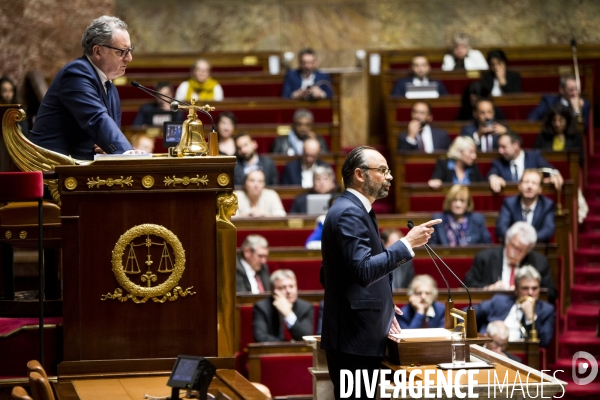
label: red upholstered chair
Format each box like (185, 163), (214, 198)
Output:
(0, 172), (46, 365)
(259, 354), (313, 397)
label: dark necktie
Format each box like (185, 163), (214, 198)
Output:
(368, 209), (379, 232)
(512, 164), (519, 181)
(105, 81), (115, 118)
(523, 208), (531, 222)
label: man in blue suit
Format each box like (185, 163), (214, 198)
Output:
(460, 98), (508, 152)
(488, 132), (564, 193)
(397, 274), (445, 329)
(391, 55), (448, 98)
(320, 146), (441, 400)
(282, 48), (332, 99)
(396, 101), (451, 153)
(281, 138), (328, 187)
(473, 266), (555, 348)
(528, 75), (591, 132)
(496, 169), (556, 243)
(29, 16), (140, 160)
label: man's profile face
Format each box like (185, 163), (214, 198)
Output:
(273, 277), (298, 304)
(302, 140), (320, 168)
(361, 150), (392, 200)
(411, 56), (430, 79)
(474, 100), (495, 124)
(243, 245), (269, 272)
(519, 172), (542, 201)
(235, 135), (257, 161)
(300, 54), (317, 75)
(94, 28), (132, 81)
(515, 277), (540, 300)
(411, 102), (432, 125)
(560, 78), (578, 100)
(505, 233), (529, 266)
(498, 135), (520, 161)
(293, 116), (313, 139)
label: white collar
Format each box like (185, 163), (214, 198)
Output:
(86, 55), (109, 86)
(426, 305), (436, 318)
(347, 188), (372, 212)
(240, 257), (258, 280)
(520, 197), (538, 211)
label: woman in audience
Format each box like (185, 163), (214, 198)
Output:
(1, 76), (29, 135)
(305, 193), (341, 250)
(290, 165), (338, 214)
(442, 34), (488, 71)
(234, 170), (286, 217)
(216, 111), (237, 156)
(428, 136), (483, 189)
(132, 81), (185, 127)
(481, 50), (522, 96)
(429, 184), (491, 246)
(129, 133), (155, 153)
(534, 104), (584, 167)
(175, 59), (223, 102)
(456, 81), (506, 121)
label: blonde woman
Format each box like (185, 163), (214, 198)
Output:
(428, 136), (483, 189)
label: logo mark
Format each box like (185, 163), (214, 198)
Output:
(572, 351), (598, 385)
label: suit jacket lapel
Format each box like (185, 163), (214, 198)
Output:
(342, 191), (382, 252)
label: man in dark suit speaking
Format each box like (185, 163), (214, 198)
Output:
(320, 146), (441, 400)
(29, 16), (142, 160)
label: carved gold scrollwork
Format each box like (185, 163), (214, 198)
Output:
(19, 231), (27, 239)
(87, 176), (133, 189)
(5, 231), (12, 239)
(163, 175), (208, 187)
(217, 173), (230, 187)
(101, 224), (195, 303)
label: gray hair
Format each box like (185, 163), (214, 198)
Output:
(505, 221), (537, 250)
(447, 136), (476, 160)
(452, 33), (471, 48)
(407, 274), (438, 300)
(240, 234), (268, 252)
(313, 165), (335, 181)
(192, 58), (211, 73)
(81, 16), (128, 56)
(514, 265), (541, 288)
(560, 75), (576, 90)
(486, 320), (509, 340)
(270, 269), (297, 289)
(293, 108), (314, 123)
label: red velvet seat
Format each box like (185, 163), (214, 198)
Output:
(236, 229), (314, 247)
(260, 354), (313, 396)
(270, 260), (322, 291)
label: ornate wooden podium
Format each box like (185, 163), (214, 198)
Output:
(54, 156), (237, 375)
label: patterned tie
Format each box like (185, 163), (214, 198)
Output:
(523, 208), (531, 222)
(255, 274), (265, 294)
(509, 267), (516, 287)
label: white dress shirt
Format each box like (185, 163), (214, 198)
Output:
(521, 198), (538, 225)
(510, 150), (526, 181)
(240, 257), (261, 294)
(404, 124), (434, 153)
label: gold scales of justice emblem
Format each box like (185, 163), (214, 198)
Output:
(101, 224), (196, 303)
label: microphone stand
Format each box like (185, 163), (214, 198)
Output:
(570, 38), (583, 123)
(423, 243), (454, 330)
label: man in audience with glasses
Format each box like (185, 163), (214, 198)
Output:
(30, 16), (143, 160)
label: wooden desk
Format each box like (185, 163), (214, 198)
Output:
(54, 370), (267, 400)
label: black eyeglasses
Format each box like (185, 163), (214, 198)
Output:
(101, 45), (134, 58)
(361, 166), (392, 176)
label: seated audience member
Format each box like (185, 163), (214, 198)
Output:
(271, 108), (328, 155)
(430, 184), (491, 246)
(282, 138), (328, 187)
(216, 111), (237, 156)
(442, 34), (488, 71)
(0, 76), (29, 135)
(488, 132), (563, 193)
(534, 104), (584, 167)
(482, 50), (522, 96)
(456, 81), (506, 121)
(473, 266), (555, 348)
(236, 234), (270, 293)
(305, 193), (341, 250)
(484, 321), (523, 363)
(428, 136), (483, 189)
(233, 133), (278, 186)
(528, 75), (591, 132)
(397, 101), (451, 153)
(290, 165), (337, 213)
(496, 169), (556, 243)
(460, 98), (509, 152)
(381, 229), (415, 290)
(253, 269), (314, 342)
(234, 170), (286, 217)
(129, 133), (155, 153)
(282, 48), (332, 100)
(391, 55), (448, 98)
(465, 221), (557, 303)
(132, 82), (185, 127)
(175, 59), (223, 102)
(396, 275), (446, 329)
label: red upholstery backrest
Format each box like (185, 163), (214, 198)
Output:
(238, 305), (254, 351)
(236, 229), (315, 247)
(396, 104), (537, 122)
(411, 257), (474, 287)
(0, 172), (43, 200)
(260, 354), (313, 396)
(270, 260), (322, 291)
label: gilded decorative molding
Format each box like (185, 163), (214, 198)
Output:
(46, 179), (62, 207)
(64, 177), (77, 190)
(19, 231), (27, 239)
(101, 224), (195, 303)
(141, 175), (155, 189)
(5, 231), (12, 239)
(163, 175), (208, 187)
(217, 173), (230, 187)
(216, 192), (238, 228)
(87, 176), (134, 189)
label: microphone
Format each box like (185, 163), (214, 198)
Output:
(407, 220), (477, 338)
(571, 38), (577, 49)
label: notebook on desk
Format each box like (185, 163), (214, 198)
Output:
(405, 83), (441, 99)
(306, 194), (332, 214)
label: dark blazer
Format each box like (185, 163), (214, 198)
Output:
(496, 195), (556, 243)
(234, 155), (279, 186)
(487, 150), (555, 181)
(29, 56), (133, 160)
(460, 123), (504, 151)
(528, 94), (591, 131)
(430, 159), (484, 183)
(464, 247), (557, 303)
(320, 191), (413, 357)
(281, 158), (328, 186)
(429, 212), (491, 245)
(132, 103), (185, 126)
(391, 77), (448, 97)
(252, 297), (314, 342)
(397, 127), (451, 153)
(481, 71), (522, 94)
(235, 256), (270, 293)
(534, 132), (584, 167)
(282, 69), (333, 98)
(271, 134), (329, 155)
(391, 260), (415, 290)
(473, 294), (555, 348)
(396, 301), (446, 329)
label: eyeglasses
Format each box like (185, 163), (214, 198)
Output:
(361, 166), (391, 176)
(101, 45), (134, 58)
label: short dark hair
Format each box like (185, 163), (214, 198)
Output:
(0, 76), (17, 103)
(412, 101), (432, 115)
(541, 104), (578, 138)
(217, 111), (238, 127)
(298, 48), (316, 61)
(486, 49), (508, 65)
(233, 131), (252, 143)
(560, 75), (576, 90)
(475, 97), (494, 110)
(341, 146), (376, 188)
(154, 81), (173, 93)
(500, 131), (523, 147)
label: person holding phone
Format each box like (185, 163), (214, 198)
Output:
(460, 98), (509, 152)
(397, 101), (451, 153)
